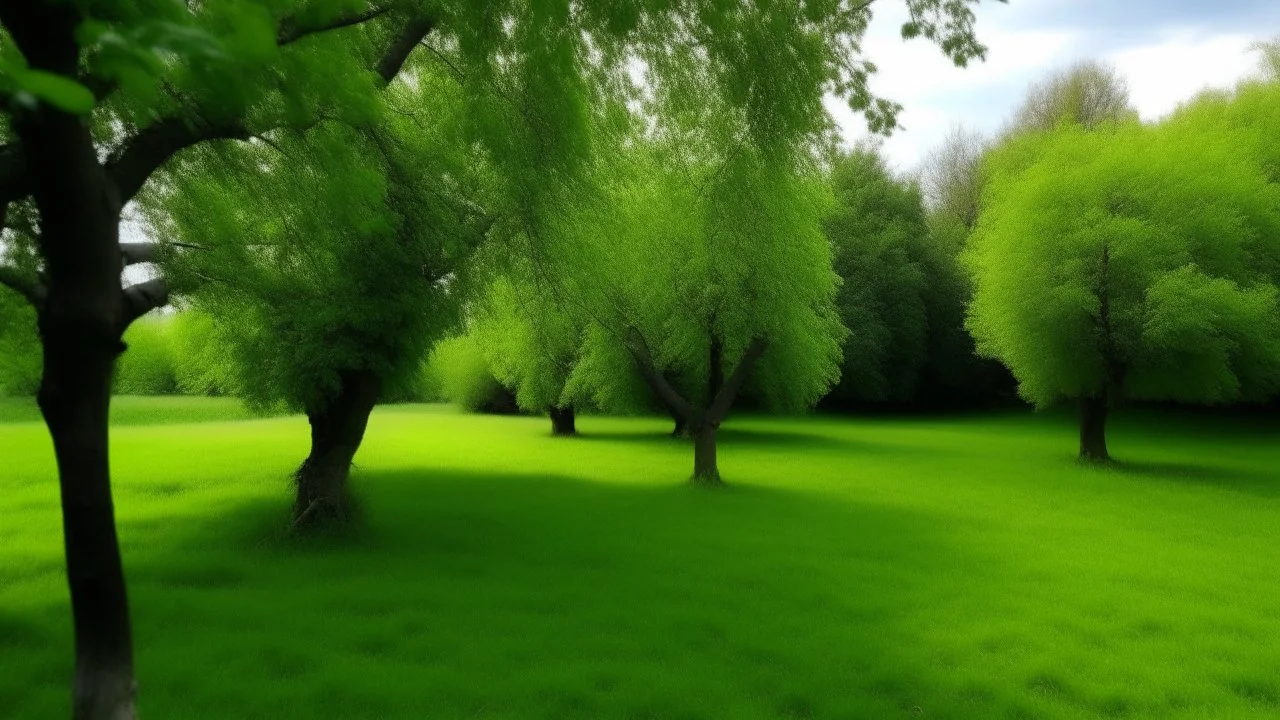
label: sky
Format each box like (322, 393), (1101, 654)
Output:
(827, 0), (1280, 174)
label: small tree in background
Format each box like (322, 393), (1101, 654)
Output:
(822, 148), (929, 405)
(965, 121), (1280, 461)
(471, 269), (586, 435)
(113, 317), (177, 395)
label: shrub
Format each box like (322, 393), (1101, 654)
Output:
(426, 334), (516, 413)
(114, 316), (178, 395)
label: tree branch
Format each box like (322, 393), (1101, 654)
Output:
(106, 115), (250, 206)
(277, 3), (394, 45)
(706, 337), (767, 425)
(0, 265), (47, 307)
(122, 278), (169, 325)
(376, 15), (435, 85)
(625, 327), (693, 419)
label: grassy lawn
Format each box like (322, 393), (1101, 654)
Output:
(2, 398), (1279, 719)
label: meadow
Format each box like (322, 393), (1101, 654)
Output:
(2, 397), (1278, 719)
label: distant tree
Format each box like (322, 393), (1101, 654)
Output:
(0, 286), (40, 395)
(471, 269), (586, 435)
(965, 122), (1280, 461)
(427, 333), (515, 414)
(920, 126), (988, 232)
(822, 148), (929, 405)
(113, 317), (177, 395)
(1011, 60), (1136, 133)
(562, 127), (846, 483)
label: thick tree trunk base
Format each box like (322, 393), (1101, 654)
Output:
(550, 406), (576, 436)
(291, 371), (380, 532)
(73, 667), (136, 720)
(692, 425), (721, 485)
(1078, 395), (1111, 463)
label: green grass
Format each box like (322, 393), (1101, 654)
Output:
(2, 398), (1279, 719)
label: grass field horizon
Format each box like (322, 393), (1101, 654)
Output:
(2, 398), (1278, 719)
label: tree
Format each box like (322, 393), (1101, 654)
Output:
(143, 61), (488, 526)
(0, 2), (434, 715)
(1010, 60), (1136, 133)
(471, 268), (586, 435)
(821, 147), (929, 405)
(560, 126), (846, 483)
(965, 121), (1280, 461)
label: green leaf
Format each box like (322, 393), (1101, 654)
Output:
(13, 69), (95, 114)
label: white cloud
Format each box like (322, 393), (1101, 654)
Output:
(832, 2), (1271, 173)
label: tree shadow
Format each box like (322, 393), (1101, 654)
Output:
(102, 468), (998, 719)
(1101, 459), (1280, 499)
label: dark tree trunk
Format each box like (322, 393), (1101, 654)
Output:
(294, 370), (382, 529)
(550, 405), (576, 436)
(4, 7), (139, 718)
(691, 418), (720, 485)
(1079, 393), (1110, 462)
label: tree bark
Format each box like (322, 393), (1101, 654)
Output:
(294, 370), (382, 529)
(550, 405), (576, 436)
(2, 5), (139, 718)
(691, 418), (720, 485)
(1079, 393), (1110, 462)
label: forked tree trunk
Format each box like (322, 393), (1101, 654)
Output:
(1079, 394), (1110, 462)
(549, 405), (576, 436)
(691, 419), (720, 485)
(294, 370), (382, 528)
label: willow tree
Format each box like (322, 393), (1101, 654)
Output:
(470, 268), (587, 435)
(965, 121), (1280, 461)
(144, 61), (489, 526)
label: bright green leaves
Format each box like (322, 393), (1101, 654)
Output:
(966, 108), (1280, 409)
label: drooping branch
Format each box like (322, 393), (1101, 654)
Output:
(276, 3), (395, 45)
(625, 326), (693, 419)
(706, 337), (767, 425)
(122, 278), (169, 326)
(0, 265), (47, 307)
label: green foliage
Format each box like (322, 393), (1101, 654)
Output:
(822, 148), (929, 404)
(471, 271), (584, 414)
(143, 58), (486, 415)
(0, 287), (40, 396)
(168, 308), (240, 397)
(426, 334), (509, 413)
(114, 316), (178, 395)
(965, 118), (1280, 409)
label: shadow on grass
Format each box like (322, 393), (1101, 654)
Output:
(574, 424), (900, 456)
(1105, 459), (1280, 498)
(113, 468), (997, 719)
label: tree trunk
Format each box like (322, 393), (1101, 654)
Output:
(691, 418), (721, 485)
(1079, 394), (1110, 462)
(550, 405), (576, 436)
(9, 8), (139, 716)
(294, 370), (382, 529)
